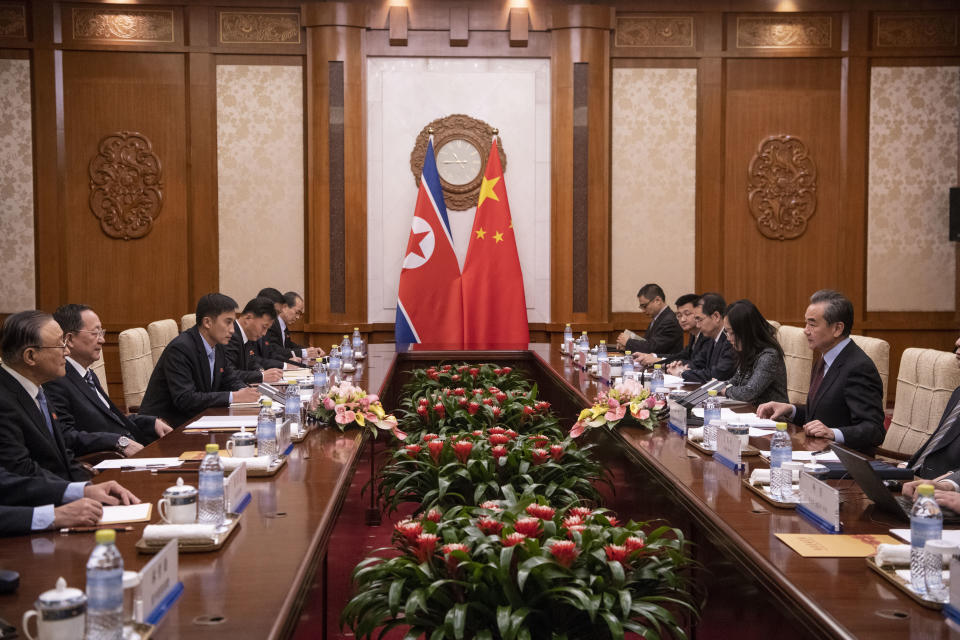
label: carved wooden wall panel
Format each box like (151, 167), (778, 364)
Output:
(219, 11), (301, 44)
(747, 135), (817, 241)
(736, 16), (832, 49)
(615, 16), (694, 48)
(874, 14), (959, 48)
(0, 4), (27, 39)
(71, 7), (175, 43)
(88, 131), (164, 240)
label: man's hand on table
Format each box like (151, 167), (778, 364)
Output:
(85, 480), (140, 505)
(154, 418), (173, 438)
(803, 420), (835, 440)
(262, 368), (284, 383)
(233, 387), (261, 403)
(53, 498), (102, 528)
(666, 361), (687, 376)
(934, 490), (960, 511)
(122, 441), (144, 457)
(756, 401), (793, 420)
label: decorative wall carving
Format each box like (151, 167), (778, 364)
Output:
(88, 132), (164, 240)
(0, 5), (27, 38)
(747, 135), (817, 241)
(409, 114), (506, 211)
(615, 16), (694, 48)
(219, 11), (301, 44)
(875, 15), (959, 48)
(737, 16), (832, 48)
(72, 8), (175, 43)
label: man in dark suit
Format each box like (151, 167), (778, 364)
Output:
(0, 465), (139, 536)
(637, 293), (703, 366)
(259, 289), (323, 365)
(225, 297), (285, 384)
(667, 293), (737, 383)
(616, 284), (684, 356)
(139, 293), (261, 427)
(45, 304), (171, 447)
(758, 289), (885, 453)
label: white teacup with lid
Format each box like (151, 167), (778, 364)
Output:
(21, 576), (86, 640)
(157, 476), (198, 524)
(226, 427), (257, 458)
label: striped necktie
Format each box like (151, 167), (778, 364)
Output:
(912, 402), (960, 472)
(35, 389), (55, 439)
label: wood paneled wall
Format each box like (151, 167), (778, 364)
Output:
(3, 0), (959, 405)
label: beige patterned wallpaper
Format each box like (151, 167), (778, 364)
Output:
(867, 66), (959, 312)
(0, 58), (36, 313)
(611, 68), (697, 313)
(217, 64), (304, 307)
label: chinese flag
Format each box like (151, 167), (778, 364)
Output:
(461, 139), (529, 348)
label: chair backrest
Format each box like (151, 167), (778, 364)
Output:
(882, 348), (960, 456)
(767, 320), (781, 331)
(147, 319), (178, 365)
(850, 334), (890, 408)
(89, 356), (108, 396)
(776, 325), (813, 405)
(180, 313), (196, 332)
(118, 328), (152, 409)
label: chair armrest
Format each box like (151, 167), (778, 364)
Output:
(874, 447), (912, 463)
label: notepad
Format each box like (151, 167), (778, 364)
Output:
(185, 416), (258, 430)
(760, 450), (840, 463)
(776, 533), (899, 557)
(99, 503), (153, 525)
(94, 457), (183, 470)
(890, 529), (960, 546)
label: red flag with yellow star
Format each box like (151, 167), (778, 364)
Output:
(461, 138), (529, 347)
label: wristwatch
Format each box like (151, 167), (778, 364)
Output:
(116, 436), (131, 454)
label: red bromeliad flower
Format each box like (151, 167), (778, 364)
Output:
(569, 506), (593, 519)
(549, 540), (579, 568)
(491, 445), (508, 460)
(453, 387), (466, 396)
(501, 367), (512, 375)
(442, 543), (470, 571)
(493, 368), (502, 375)
(467, 401), (480, 415)
(502, 532), (527, 547)
(562, 515), (583, 528)
(566, 524), (586, 539)
(605, 516), (620, 527)
(480, 500), (503, 511)
(442, 365), (452, 372)
(423, 433), (439, 441)
(525, 504), (556, 520)
(489, 426), (506, 434)
(472, 388), (483, 396)
(428, 439), (444, 462)
(469, 367), (479, 377)
(394, 519), (422, 543)
(453, 440), (473, 463)
(489, 433), (510, 445)
(472, 430), (483, 437)
(482, 397), (494, 406)
(523, 405), (535, 416)
(451, 374), (461, 381)
(458, 365), (469, 373)
(513, 517), (542, 537)
(530, 434), (549, 445)
(550, 444), (565, 461)
(425, 508), (443, 523)
(495, 392), (507, 403)
(404, 444), (422, 457)
(492, 407), (502, 418)
(416, 406), (428, 417)
(605, 544), (629, 563)
(505, 429), (519, 439)
(476, 517), (503, 535)
(531, 448), (550, 465)
(433, 403), (445, 418)
(624, 536), (645, 552)
(414, 533), (438, 563)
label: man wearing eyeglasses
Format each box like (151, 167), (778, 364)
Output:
(44, 304), (171, 448)
(259, 289), (324, 365)
(615, 283), (684, 356)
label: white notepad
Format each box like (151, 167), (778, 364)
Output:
(185, 416), (258, 430)
(99, 503), (153, 525)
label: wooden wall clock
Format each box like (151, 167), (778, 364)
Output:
(409, 114), (507, 211)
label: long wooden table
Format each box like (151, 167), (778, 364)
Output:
(0, 343), (956, 639)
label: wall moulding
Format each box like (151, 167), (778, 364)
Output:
(747, 135), (817, 241)
(88, 131), (164, 241)
(0, 4), (27, 39)
(614, 15), (694, 48)
(874, 13), (959, 49)
(218, 11), (301, 45)
(736, 15), (832, 49)
(70, 6), (176, 43)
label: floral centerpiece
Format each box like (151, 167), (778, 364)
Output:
(342, 496), (698, 639)
(571, 378), (666, 438)
(310, 381), (405, 440)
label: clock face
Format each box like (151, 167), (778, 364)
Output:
(435, 139), (482, 186)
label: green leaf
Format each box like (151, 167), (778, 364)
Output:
(387, 578), (405, 615)
(600, 611), (625, 640)
(444, 602), (468, 640)
(517, 556), (551, 591)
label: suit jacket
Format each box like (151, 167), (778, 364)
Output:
(262, 319), (306, 365)
(45, 365), (158, 446)
(224, 321), (266, 385)
(663, 332), (705, 365)
(0, 464), (69, 507)
(793, 340), (885, 453)
(0, 368), (91, 483)
(624, 307), (684, 356)
(139, 326), (249, 427)
(682, 333), (737, 384)
(0, 506), (35, 537)
(907, 386), (960, 479)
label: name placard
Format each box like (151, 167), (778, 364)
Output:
(714, 428), (743, 471)
(577, 351), (587, 371)
(945, 557), (960, 623)
(798, 472), (841, 533)
(600, 360), (611, 380)
(668, 400), (687, 435)
(277, 418), (292, 456)
(139, 539), (180, 624)
(224, 464), (247, 513)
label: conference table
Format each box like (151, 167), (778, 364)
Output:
(0, 343), (956, 640)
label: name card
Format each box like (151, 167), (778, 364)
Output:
(946, 557), (960, 623)
(600, 360), (611, 380)
(714, 428), (743, 471)
(668, 400), (687, 435)
(138, 539), (180, 624)
(797, 472), (841, 533)
(577, 351), (587, 371)
(224, 464), (247, 513)
(277, 418), (292, 456)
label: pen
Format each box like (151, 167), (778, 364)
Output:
(120, 464), (170, 471)
(60, 526), (134, 534)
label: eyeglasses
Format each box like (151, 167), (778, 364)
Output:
(292, 309), (304, 320)
(28, 339), (68, 351)
(637, 300), (650, 311)
(75, 329), (106, 339)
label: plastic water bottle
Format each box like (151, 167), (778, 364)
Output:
(700, 390), (721, 450)
(621, 351), (634, 377)
(257, 399), (278, 462)
(910, 484), (943, 594)
(313, 361), (328, 393)
(328, 346), (342, 382)
(352, 327), (363, 357)
(654, 387), (669, 406)
(285, 379), (301, 429)
(85, 529), (123, 640)
(563, 324), (574, 354)
(769, 422), (793, 501)
(650, 364), (665, 391)
(578, 331), (589, 354)
(341, 334), (354, 368)
(198, 443), (225, 525)
(597, 340), (608, 366)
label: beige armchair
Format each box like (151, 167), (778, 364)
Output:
(776, 325), (813, 405)
(147, 319), (178, 365)
(767, 320), (781, 331)
(850, 334), (890, 408)
(880, 348), (960, 459)
(118, 328), (152, 411)
(180, 313), (196, 332)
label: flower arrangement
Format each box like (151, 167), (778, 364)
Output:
(310, 381), (405, 440)
(341, 496), (698, 640)
(571, 378), (666, 438)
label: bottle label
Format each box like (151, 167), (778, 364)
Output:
(910, 515), (943, 549)
(199, 471), (224, 498)
(770, 447), (792, 468)
(258, 417), (276, 438)
(87, 567), (123, 610)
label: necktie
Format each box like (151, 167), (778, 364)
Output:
(208, 350), (216, 387)
(84, 370), (110, 408)
(912, 401), (960, 472)
(35, 388), (55, 439)
(807, 357), (825, 405)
